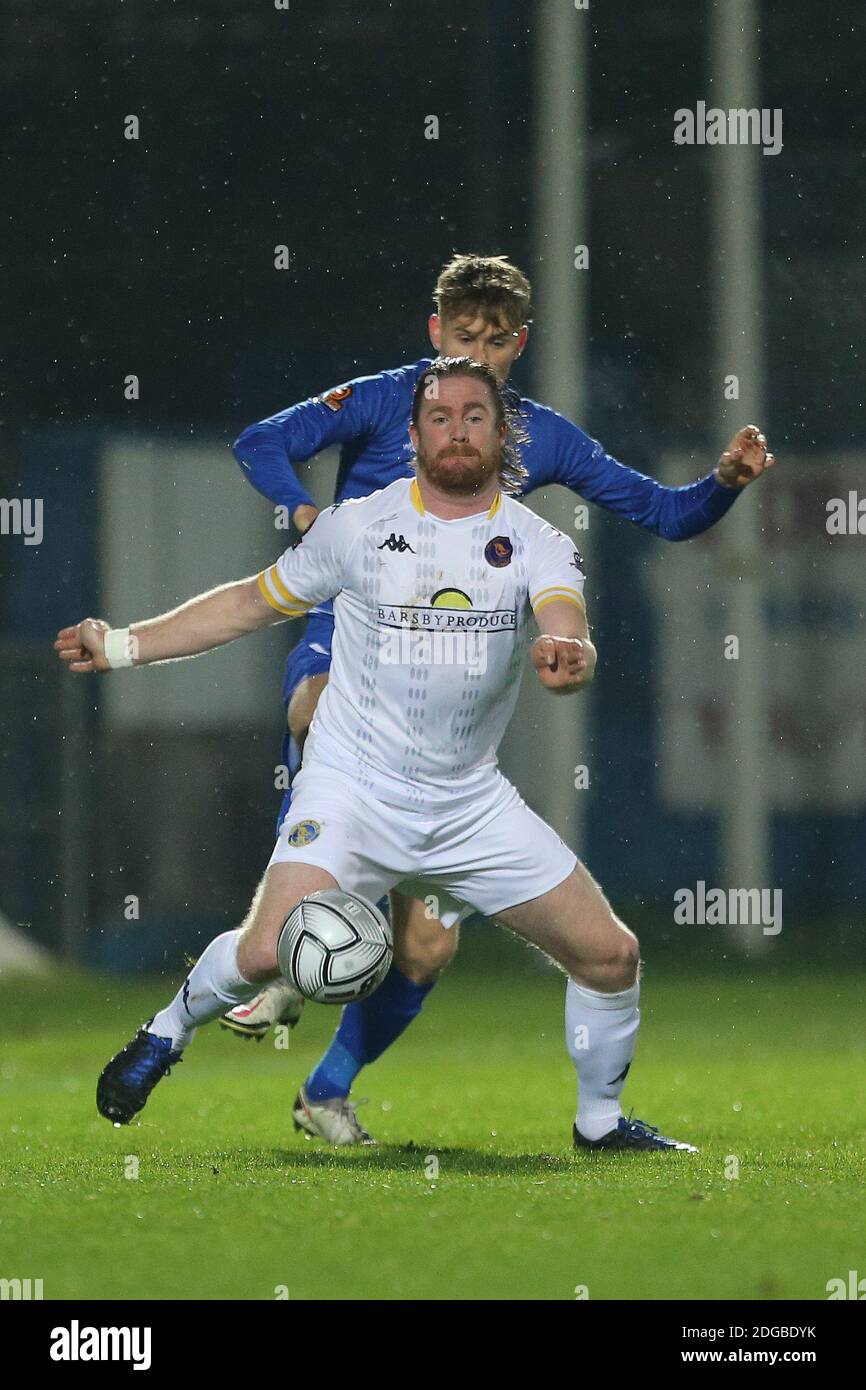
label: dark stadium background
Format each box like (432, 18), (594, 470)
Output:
(2, 0), (864, 973)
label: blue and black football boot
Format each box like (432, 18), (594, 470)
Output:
(96, 1027), (183, 1124)
(573, 1112), (698, 1153)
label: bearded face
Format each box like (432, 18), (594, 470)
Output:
(411, 375), (505, 497)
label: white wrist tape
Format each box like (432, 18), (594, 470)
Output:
(104, 627), (136, 669)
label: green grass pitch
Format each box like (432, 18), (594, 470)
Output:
(1, 947), (864, 1301)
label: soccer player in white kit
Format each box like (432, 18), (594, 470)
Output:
(57, 357), (696, 1152)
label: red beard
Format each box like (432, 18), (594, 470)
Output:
(417, 445), (500, 494)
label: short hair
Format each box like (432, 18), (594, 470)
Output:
(411, 357), (529, 495)
(433, 253), (532, 333)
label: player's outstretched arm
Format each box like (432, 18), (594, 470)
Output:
(530, 598), (597, 695)
(54, 576), (286, 675)
(546, 409), (776, 541)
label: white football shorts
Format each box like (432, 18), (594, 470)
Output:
(268, 758), (577, 928)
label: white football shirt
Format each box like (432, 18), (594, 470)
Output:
(258, 477), (586, 809)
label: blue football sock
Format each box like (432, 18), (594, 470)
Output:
(304, 964), (434, 1101)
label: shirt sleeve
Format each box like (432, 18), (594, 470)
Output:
(525, 521), (587, 620)
(232, 374), (382, 515)
(257, 502), (355, 617)
(541, 407), (739, 542)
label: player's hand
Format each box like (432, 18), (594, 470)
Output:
(54, 619), (112, 674)
(293, 504), (320, 535)
(715, 425), (776, 489)
(531, 635), (593, 692)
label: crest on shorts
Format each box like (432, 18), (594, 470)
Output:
(287, 819), (321, 847)
(484, 535), (513, 568)
(319, 385), (353, 412)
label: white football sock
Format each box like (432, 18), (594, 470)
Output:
(566, 977), (640, 1141)
(149, 929), (259, 1051)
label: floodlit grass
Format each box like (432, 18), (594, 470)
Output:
(1, 952), (863, 1300)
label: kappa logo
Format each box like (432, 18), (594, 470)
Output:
(570, 549), (584, 572)
(319, 385), (353, 412)
(607, 1062), (631, 1086)
(378, 533), (416, 554)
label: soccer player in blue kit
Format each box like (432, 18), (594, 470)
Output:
(226, 254), (775, 1145)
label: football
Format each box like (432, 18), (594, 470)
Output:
(277, 888), (393, 1004)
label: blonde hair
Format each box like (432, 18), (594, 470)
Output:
(434, 254), (532, 332)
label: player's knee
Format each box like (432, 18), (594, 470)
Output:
(394, 924), (458, 985)
(568, 919), (639, 992)
(598, 923), (640, 991)
(617, 933), (640, 987)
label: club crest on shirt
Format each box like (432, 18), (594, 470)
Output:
(286, 819), (321, 847)
(484, 535), (513, 568)
(319, 385), (353, 412)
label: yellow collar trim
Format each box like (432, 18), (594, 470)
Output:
(410, 478), (425, 515)
(486, 490), (502, 519)
(410, 478), (502, 520)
